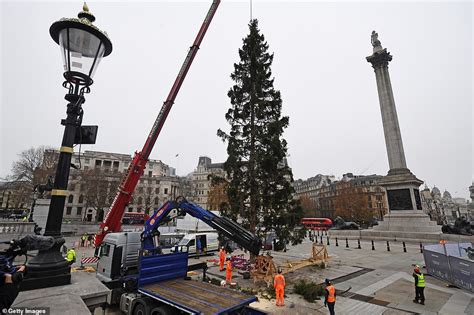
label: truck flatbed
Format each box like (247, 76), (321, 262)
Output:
(139, 278), (257, 315)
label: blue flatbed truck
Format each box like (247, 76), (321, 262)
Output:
(119, 251), (264, 315)
(113, 199), (266, 315)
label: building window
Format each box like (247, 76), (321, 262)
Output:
(84, 166), (89, 170)
(138, 197), (143, 204)
(66, 207), (72, 215)
(164, 188), (168, 195)
(128, 207), (133, 212)
(79, 195), (84, 203)
(148, 171), (152, 177)
(113, 161), (119, 169)
(154, 197), (159, 205)
(85, 158), (90, 164)
(68, 195), (74, 203)
(155, 188), (159, 194)
(76, 207), (83, 215)
(69, 183), (76, 191)
(138, 187), (143, 193)
(95, 160), (102, 166)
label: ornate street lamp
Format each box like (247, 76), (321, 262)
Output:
(22, 3), (112, 290)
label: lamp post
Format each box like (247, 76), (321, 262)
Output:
(22, 3), (112, 290)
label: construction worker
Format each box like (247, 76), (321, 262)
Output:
(273, 267), (286, 306)
(324, 278), (336, 315)
(219, 246), (226, 271)
(225, 256), (232, 284)
(66, 247), (76, 265)
(413, 265), (425, 305)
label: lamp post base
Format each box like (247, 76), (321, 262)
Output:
(21, 236), (71, 291)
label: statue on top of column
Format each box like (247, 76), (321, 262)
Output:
(371, 30), (383, 52)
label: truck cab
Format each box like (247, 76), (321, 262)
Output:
(96, 232), (141, 284)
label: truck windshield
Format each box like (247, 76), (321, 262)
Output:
(100, 243), (111, 257)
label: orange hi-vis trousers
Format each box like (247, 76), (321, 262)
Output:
(226, 261), (232, 283)
(219, 250), (225, 271)
(275, 286), (284, 306)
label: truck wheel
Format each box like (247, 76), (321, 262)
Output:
(133, 303), (146, 315)
(151, 305), (174, 315)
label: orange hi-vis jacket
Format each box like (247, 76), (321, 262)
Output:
(220, 249), (226, 262)
(273, 274), (285, 288)
(226, 260), (232, 272)
(326, 285), (336, 302)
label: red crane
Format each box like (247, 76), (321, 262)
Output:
(94, 0), (221, 248)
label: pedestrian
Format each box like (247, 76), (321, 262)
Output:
(324, 278), (336, 315)
(225, 256), (232, 284)
(87, 234), (93, 248)
(412, 265), (425, 305)
(219, 246), (226, 271)
(273, 267), (286, 306)
(66, 247), (76, 265)
(196, 237), (201, 258)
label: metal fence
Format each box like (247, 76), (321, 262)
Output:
(423, 242), (473, 293)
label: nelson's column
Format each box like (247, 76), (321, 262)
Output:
(366, 31), (441, 235)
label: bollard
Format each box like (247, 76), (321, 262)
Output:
(320, 235), (323, 244)
(336, 237), (339, 247)
(386, 241), (390, 252)
(345, 238), (349, 248)
(403, 242), (407, 253)
(371, 240), (375, 250)
(357, 239), (361, 249)
(420, 243), (423, 253)
(314, 235), (318, 244)
(327, 236), (330, 246)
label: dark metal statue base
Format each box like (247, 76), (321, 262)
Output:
(21, 236), (71, 291)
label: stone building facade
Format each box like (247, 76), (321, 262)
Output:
(315, 173), (387, 222)
(191, 156), (225, 209)
(293, 174), (336, 205)
(41, 150), (180, 222)
(420, 186), (473, 223)
(0, 181), (31, 213)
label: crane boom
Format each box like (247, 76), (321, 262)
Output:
(94, 0), (221, 248)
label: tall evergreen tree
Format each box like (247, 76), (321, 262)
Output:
(217, 19), (305, 250)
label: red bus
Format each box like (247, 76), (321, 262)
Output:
(300, 218), (333, 230)
(122, 212), (150, 225)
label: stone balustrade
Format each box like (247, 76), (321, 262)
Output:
(0, 222), (36, 235)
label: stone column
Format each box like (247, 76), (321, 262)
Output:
(366, 33), (408, 175)
(366, 31), (425, 216)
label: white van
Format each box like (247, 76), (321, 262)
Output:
(175, 232), (219, 255)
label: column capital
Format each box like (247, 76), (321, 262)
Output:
(366, 48), (392, 69)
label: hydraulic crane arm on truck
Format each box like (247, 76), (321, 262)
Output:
(141, 198), (262, 255)
(94, 0), (221, 248)
(98, 199), (264, 315)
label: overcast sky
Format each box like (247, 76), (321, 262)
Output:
(1, 0), (472, 199)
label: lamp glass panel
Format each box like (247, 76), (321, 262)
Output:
(59, 28), (105, 79)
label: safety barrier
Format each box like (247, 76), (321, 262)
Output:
(423, 243), (473, 293)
